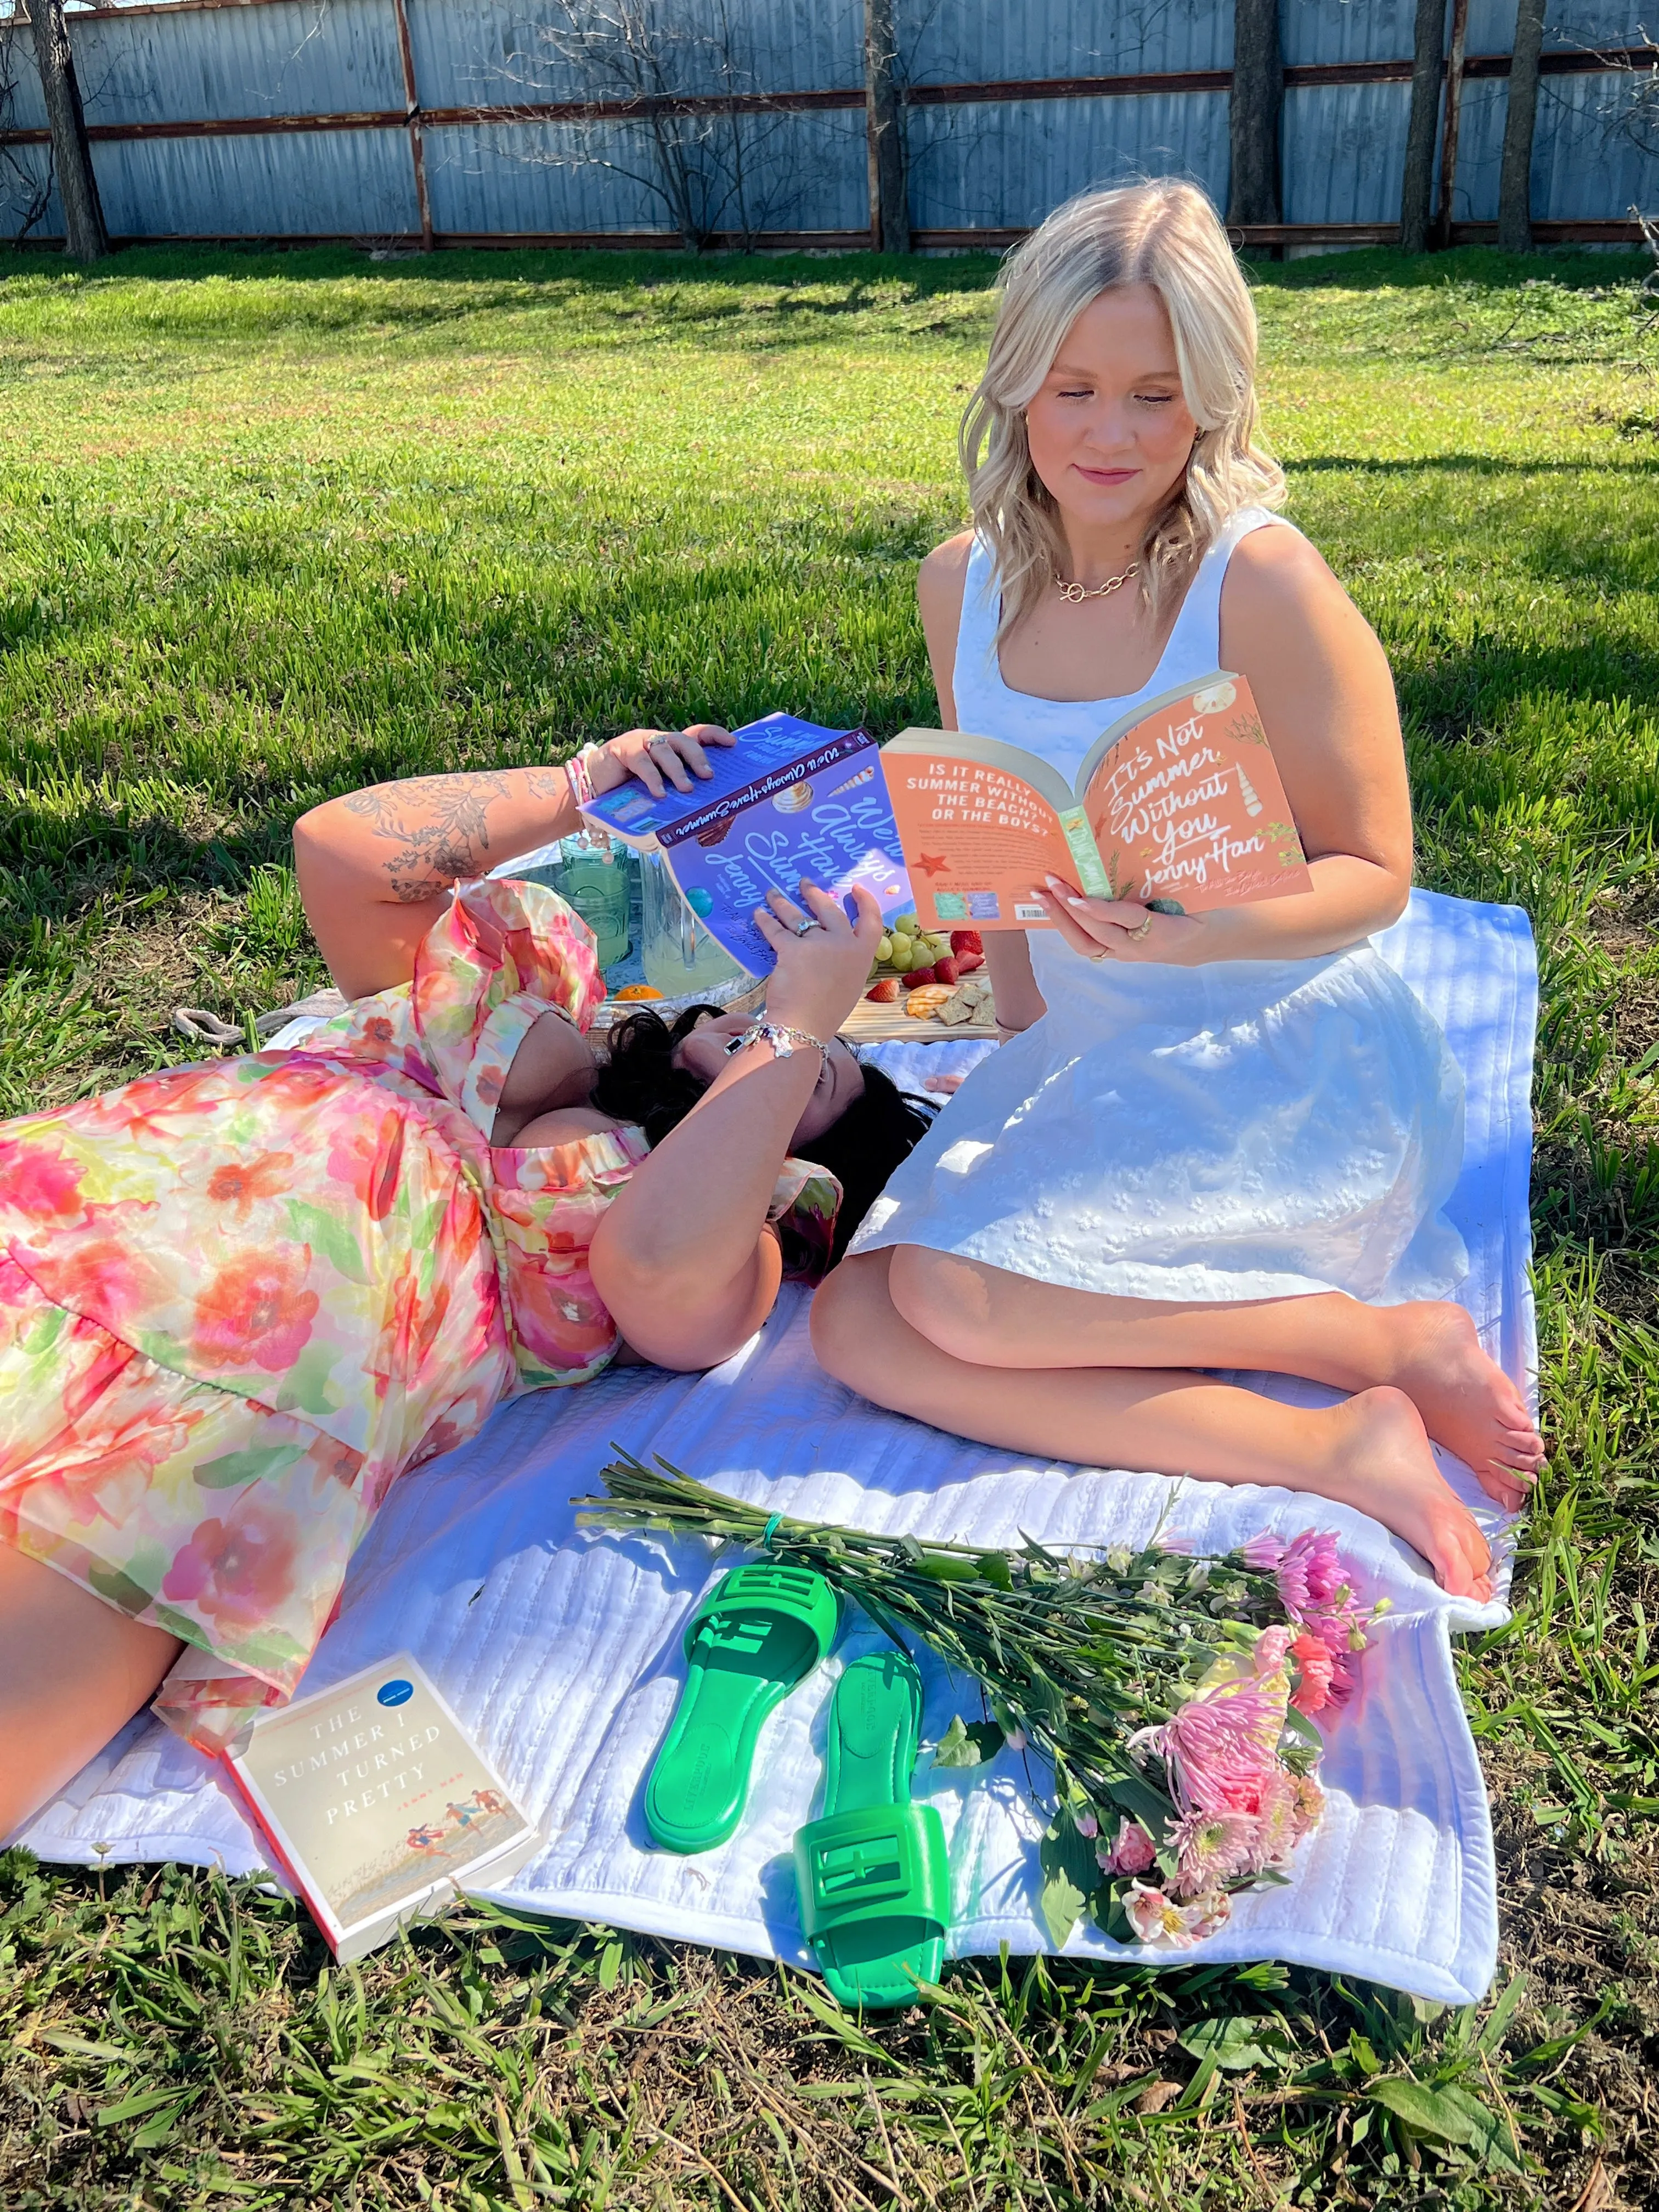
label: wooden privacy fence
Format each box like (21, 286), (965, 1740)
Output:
(3, 0), (1656, 261)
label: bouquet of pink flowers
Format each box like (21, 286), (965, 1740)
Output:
(580, 1456), (1385, 1953)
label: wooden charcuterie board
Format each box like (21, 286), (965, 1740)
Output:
(838, 999), (999, 1045)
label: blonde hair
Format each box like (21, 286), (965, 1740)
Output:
(960, 179), (1285, 643)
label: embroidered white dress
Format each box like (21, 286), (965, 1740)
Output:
(848, 510), (1469, 1305)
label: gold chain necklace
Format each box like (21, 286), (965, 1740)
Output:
(1054, 560), (1139, 603)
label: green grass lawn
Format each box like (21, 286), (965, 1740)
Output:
(2, 239), (1658, 2208)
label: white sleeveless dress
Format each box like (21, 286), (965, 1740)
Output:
(847, 510), (1470, 1306)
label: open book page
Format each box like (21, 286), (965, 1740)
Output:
(877, 729), (1098, 932)
(579, 713), (912, 975)
(1079, 673), (1312, 910)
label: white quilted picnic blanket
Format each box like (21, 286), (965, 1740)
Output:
(14, 890), (1537, 2005)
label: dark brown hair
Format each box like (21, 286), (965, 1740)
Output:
(590, 1005), (935, 1266)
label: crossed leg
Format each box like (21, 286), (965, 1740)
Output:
(0, 1543), (182, 1838)
(883, 1249), (1543, 1509)
(811, 1250), (1511, 1600)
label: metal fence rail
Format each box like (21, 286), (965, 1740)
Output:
(2, 0), (1654, 251)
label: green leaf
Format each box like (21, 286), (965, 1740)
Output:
(1177, 2015), (1290, 2073)
(1367, 2079), (1525, 2170)
(97, 2085), (196, 2126)
(193, 1442), (307, 1491)
(1476, 1971), (1528, 2055)
(1098, 1763), (1173, 1835)
(287, 1199), (370, 1284)
(932, 1716), (1003, 1769)
(1037, 1813), (1098, 1949)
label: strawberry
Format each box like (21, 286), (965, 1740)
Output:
(955, 950), (985, 974)
(866, 978), (901, 1002)
(932, 955), (959, 986)
(904, 963), (936, 989)
(949, 929), (983, 956)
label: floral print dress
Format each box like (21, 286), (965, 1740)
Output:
(0, 880), (839, 1753)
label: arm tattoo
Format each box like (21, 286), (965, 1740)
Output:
(343, 772), (515, 904)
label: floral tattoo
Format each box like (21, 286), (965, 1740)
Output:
(342, 769), (568, 902)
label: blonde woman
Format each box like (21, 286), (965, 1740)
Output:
(812, 180), (1542, 1599)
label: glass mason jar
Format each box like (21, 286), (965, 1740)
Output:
(550, 830), (631, 970)
(639, 849), (747, 998)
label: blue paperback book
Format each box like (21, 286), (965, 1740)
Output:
(577, 713), (912, 977)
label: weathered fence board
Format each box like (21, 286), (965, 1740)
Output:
(1, 0), (1653, 249)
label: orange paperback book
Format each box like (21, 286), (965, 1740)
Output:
(878, 672), (1312, 931)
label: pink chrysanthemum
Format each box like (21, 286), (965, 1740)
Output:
(1240, 1532), (1286, 1572)
(1171, 1809), (1261, 1895)
(1159, 1679), (1285, 1817)
(1276, 1529), (1346, 1617)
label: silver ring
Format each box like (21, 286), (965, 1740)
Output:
(791, 916), (817, 936)
(647, 735), (674, 752)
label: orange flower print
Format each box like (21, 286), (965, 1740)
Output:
(193, 1249), (320, 1373)
(0, 1134), (85, 1222)
(206, 1152), (295, 1221)
(27, 1236), (148, 1329)
(162, 1493), (301, 1633)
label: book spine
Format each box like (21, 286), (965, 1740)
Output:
(1056, 805), (1113, 900)
(656, 728), (871, 849)
(221, 1756), (347, 1957)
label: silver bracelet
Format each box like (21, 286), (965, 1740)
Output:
(723, 1020), (828, 1063)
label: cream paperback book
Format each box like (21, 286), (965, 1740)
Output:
(225, 1655), (540, 1962)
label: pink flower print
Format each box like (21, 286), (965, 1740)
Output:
(1290, 1631), (1336, 1716)
(192, 1249), (320, 1374)
(206, 1151), (295, 1221)
(1099, 1817), (1157, 1877)
(0, 1135), (85, 1222)
(1171, 1809), (1261, 1895)
(325, 1108), (408, 1223)
(162, 1494), (301, 1634)
(33, 1235), (148, 1329)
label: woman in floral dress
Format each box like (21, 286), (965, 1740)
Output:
(0, 725), (927, 1829)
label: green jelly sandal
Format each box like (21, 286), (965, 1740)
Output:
(793, 1646), (950, 2011)
(645, 1560), (839, 1855)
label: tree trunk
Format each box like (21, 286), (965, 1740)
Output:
(1227, 0), (1283, 235)
(27, 0), (108, 262)
(1431, 0), (1470, 250)
(864, 0), (909, 254)
(1400, 0), (1446, 252)
(1497, 0), (1547, 253)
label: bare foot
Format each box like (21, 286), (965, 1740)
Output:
(1317, 1386), (1494, 1601)
(1379, 1303), (1543, 1511)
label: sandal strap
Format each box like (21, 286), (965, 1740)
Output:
(793, 1803), (949, 1943)
(685, 1560), (839, 1663)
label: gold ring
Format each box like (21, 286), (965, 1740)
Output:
(1126, 912), (1154, 941)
